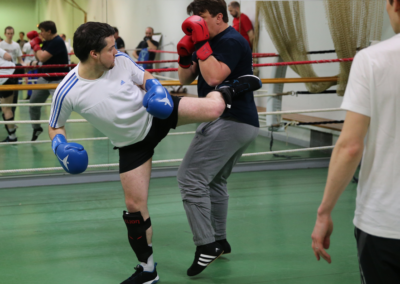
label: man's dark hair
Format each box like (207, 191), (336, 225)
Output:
(187, 0), (229, 23)
(114, 27), (119, 33)
(38, 21), (57, 34)
(4, 26), (14, 34)
(229, 1), (240, 8)
(19, 31), (25, 36)
(390, 0), (393, 4)
(74, 22), (116, 62)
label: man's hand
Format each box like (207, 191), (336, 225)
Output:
(311, 213), (333, 264)
(177, 35), (195, 68)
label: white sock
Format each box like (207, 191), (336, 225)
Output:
(8, 127), (16, 139)
(140, 245), (154, 272)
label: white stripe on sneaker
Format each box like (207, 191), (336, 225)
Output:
(200, 254), (217, 259)
(199, 257), (213, 262)
(197, 261), (208, 266)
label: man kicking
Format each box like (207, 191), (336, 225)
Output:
(48, 22), (261, 284)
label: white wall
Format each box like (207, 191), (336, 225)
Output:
(104, 0), (191, 81)
(240, 0), (394, 120)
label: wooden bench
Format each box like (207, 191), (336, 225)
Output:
(256, 106), (342, 131)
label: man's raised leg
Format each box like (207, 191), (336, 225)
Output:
(176, 75), (262, 126)
(176, 91), (226, 126)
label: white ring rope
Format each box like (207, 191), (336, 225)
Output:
(0, 145), (335, 174)
(258, 108), (343, 115)
(152, 74), (178, 81)
(0, 131), (197, 146)
(0, 108), (344, 125)
(0, 119), (87, 124)
(0, 103), (52, 107)
(18, 99), (52, 103)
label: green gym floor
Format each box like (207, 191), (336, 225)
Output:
(0, 169), (360, 284)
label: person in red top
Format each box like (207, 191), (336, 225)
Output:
(228, 1), (254, 48)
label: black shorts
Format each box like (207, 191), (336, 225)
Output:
(118, 95), (181, 174)
(355, 227), (400, 284)
(0, 65), (23, 99)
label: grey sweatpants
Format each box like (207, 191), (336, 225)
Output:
(177, 118), (259, 246)
(29, 77), (62, 130)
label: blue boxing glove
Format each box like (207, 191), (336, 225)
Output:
(52, 134), (88, 174)
(143, 79), (174, 119)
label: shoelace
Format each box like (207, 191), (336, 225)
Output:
(127, 265), (143, 280)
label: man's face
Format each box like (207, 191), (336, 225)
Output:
(19, 33), (24, 40)
(386, 0), (400, 33)
(40, 28), (52, 41)
(97, 35), (118, 70)
(5, 29), (14, 41)
(145, 28), (153, 38)
(114, 32), (118, 39)
(228, 6), (239, 18)
(198, 11), (221, 38)
(61, 34), (66, 41)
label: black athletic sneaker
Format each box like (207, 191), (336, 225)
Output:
(187, 242), (224, 277)
(216, 75), (262, 109)
(120, 263), (159, 284)
(2, 136), (17, 143)
(31, 126), (43, 141)
(216, 239), (231, 255)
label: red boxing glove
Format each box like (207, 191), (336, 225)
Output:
(177, 35), (195, 68)
(33, 44), (42, 52)
(181, 16), (213, 61)
(182, 15), (210, 43)
(27, 30), (39, 40)
(30, 37), (42, 51)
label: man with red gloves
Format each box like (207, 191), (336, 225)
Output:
(28, 21), (69, 141)
(177, 0), (260, 277)
(48, 21), (261, 284)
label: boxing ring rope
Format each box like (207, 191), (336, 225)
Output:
(0, 145), (335, 174)
(0, 90), (336, 107)
(0, 108), (344, 126)
(0, 58), (353, 72)
(0, 131), (198, 146)
(21, 52), (75, 57)
(0, 118), (344, 146)
(0, 76), (339, 92)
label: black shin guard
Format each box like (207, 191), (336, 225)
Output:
(123, 211), (153, 263)
(2, 114), (16, 135)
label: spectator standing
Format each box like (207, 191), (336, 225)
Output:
(0, 26), (24, 116)
(60, 33), (73, 63)
(28, 21), (68, 141)
(228, 1), (254, 48)
(113, 27), (126, 53)
(0, 48), (20, 142)
(17, 32), (27, 50)
(0, 27), (23, 64)
(311, 1), (400, 283)
(132, 27), (159, 69)
(22, 41), (36, 100)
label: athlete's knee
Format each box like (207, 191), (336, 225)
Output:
(207, 92), (225, 119)
(125, 197), (147, 213)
